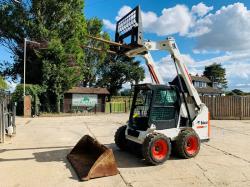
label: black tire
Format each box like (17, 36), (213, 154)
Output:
(174, 130), (200, 159)
(142, 133), (171, 165)
(114, 125), (127, 150)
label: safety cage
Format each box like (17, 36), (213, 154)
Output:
(115, 6), (143, 50)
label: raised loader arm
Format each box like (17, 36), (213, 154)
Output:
(125, 37), (203, 108)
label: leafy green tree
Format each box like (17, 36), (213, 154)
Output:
(232, 89), (244, 95)
(82, 18), (109, 87)
(0, 76), (7, 89)
(12, 84), (44, 115)
(39, 39), (82, 112)
(203, 63), (227, 89)
(0, 0), (86, 112)
(97, 55), (145, 95)
(120, 89), (132, 96)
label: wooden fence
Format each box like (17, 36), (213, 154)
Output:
(109, 96), (250, 120)
(200, 96), (250, 120)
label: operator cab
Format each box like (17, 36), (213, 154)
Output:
(129, 84), (181, 131)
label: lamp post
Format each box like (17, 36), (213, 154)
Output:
(23, 38), (40, 97)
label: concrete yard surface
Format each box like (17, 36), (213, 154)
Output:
(0, 114), (250, 187)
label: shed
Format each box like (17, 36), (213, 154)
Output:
(64, 87), (110, 113)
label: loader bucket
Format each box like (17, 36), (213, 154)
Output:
(67, 135), (119, 181)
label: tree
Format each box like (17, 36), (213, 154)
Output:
(0, 0), (86, 112)
(120, 89), (132, 96)
(81, 18), (109, 87)
(12, 84), (44, 115)
(203, 63), (227, 89)
(39, 39), (82, 112)
(0, 76), (7, 89)
(96, 55), (145, 95)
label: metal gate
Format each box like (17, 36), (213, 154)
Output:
(0, 90), (16, 143)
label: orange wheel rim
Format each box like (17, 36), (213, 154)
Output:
(185, 136), (198, 155)
(151, 139), (168, 160)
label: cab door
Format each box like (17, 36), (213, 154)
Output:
(150, 89), (179, 130)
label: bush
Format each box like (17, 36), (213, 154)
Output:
(12, 84), (44, 115)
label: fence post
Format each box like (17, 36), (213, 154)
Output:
(110, 102), (112, 113)
(240, 97), (243, 120)
(1, 102), (5, 143)
(12, 103), (16, 134)
(94, 104), (97, 114)
(125, 100), (127, 113)
(0, 103), (2, 143)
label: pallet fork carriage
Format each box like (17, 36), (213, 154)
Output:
(68, 5), (210, 180)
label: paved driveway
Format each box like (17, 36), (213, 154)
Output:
(0, 114), (250, 187)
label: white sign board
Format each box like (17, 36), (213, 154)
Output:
(72, 94), (98, 106)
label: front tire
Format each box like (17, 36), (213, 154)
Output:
(114, 125), (127, 150)
(174, 130), (200, 158)
(142, 133), (171, 165)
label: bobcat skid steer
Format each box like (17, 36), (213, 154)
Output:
(113, 6), (210, 165)
(67, 5), (210, 181)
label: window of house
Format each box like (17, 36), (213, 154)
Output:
(194, 81), (207, 88)
(213, 82), (218, 88)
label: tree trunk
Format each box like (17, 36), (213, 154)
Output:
(56, 95), (61, 113)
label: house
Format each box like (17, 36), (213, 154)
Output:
(64, 87), (110, 113)
(170, 75), (223, 96)
(191, 75), (223, 96)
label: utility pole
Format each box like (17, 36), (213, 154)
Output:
(23, 38), (40, 117)
(23, 38), (40, 97)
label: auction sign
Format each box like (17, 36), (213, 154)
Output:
(72, 94), (98, 106)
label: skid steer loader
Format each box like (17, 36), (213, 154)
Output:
(113, 6), (210, 165)
(67, 5), (210, 180)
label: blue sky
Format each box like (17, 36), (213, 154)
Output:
(1, 0), (250, 91)
(85, 0), (250, 91)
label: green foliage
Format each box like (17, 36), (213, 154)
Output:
(0, 0), (86, 112)
(97, 55), (145, 95)
(203, 63), (227, 89)
(0, 76), (7, 89)
(120, 89), (132, 96)
(82, 18), (109, 86)
(226, 89), (250, 96)
(12, 84), (44, 102)
(0, 0), (146, 111)
(12, 84), (44, 115)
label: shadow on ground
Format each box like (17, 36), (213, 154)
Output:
(106, 143), (182, 168)
(33, 148), (78, 181)
(0, 143), (183, 181)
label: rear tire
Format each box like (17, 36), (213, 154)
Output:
(174, 130), (200, 158)
(114, 125), (127, 150)
(142, 133), (171, 165)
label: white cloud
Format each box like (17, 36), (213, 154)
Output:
(105, 4), (193, 36)
(115, 5), (132, 21)
(236, 83), (250, 87)
(140, 54), (197, 84)
(139, 51), (250, 91)
(141, 11), (157, 30)
(103, 19), (116, 31)
(190, 3), (250, 52)
(148, 5), (192, 36)
(7, 81), (17, 93)
(191, 2), (213, 17)
(104, 2), (250, 53)
(103, 3), (250, 91)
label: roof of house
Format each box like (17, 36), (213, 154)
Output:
(196, 86), (223, 94)
(66, 87), (110, 95)
(191, 75), (211, 83)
